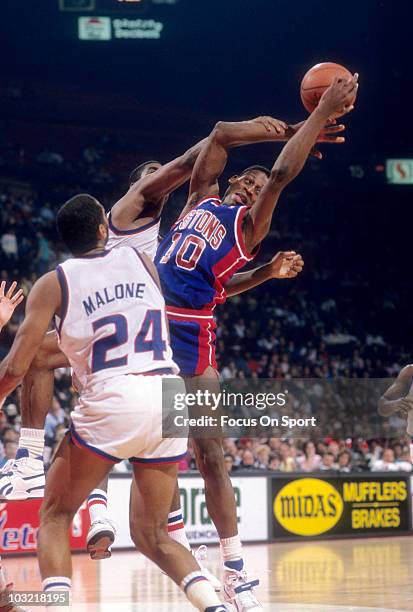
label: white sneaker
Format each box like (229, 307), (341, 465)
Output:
(223, 568), (262, 611)
(0, 453), (45, 501)
(87, 519), (116, 560)
(194, 545), (222, 592)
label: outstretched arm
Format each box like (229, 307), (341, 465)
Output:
(243, 75), (359, 252)
(0, 281), (24, 334)
(378, 365), (413, 417)
(225, 251), (304, 297)
(0, 272), (61, 401)
(111, 138), (208, 227)
(179, 116), (289, 218)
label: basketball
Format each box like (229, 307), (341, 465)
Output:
(300, 62), (355, 115)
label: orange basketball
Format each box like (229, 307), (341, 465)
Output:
(300, 62), (355, 115)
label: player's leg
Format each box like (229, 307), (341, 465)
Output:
(86, 473), (116, 560)
(168, 482), (221, 591)
(37, 433), (114, 602)
(129, 463), (228, 612)
(0, 331), (68, 501)
(189, 366), (262, 611)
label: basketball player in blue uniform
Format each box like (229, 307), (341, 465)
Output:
(155, 74), (358, 610)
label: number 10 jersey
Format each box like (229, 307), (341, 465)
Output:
(155, 196), (256, 313)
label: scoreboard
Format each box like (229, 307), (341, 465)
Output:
(60, 0), (177, 10)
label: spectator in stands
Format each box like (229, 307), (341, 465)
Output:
(337, 450), (353, 473)
(44, 397), (66, 447)
(320, 452), (337, 471)
(0, 440), (18, 467)
(224, 453), (236, 474)
(240, 449), (258, 470)
(268, 453), (281, 471)
(279, 442), (297, 472)
(1, 426), (19, 444)
(370, 448), (412, 472)
(255, 445), (270, 469)
(297, 441), (322, 472)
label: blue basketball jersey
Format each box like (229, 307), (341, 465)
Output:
(155, 195), (256, 313)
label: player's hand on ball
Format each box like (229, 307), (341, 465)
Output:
(318, 73), (359, 119)
(0, 281), (24, 328)
(253, 116), (288, 134)
(269, 251), (304, 279)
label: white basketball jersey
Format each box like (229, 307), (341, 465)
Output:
(106, 212), (160, 260)
(56, 247), (178, 390)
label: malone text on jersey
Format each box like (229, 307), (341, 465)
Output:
(83, 282), (146, 316)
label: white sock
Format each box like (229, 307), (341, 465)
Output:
(87, 489), (108, 523)
(220, 535), (243, 571)
(19, 428), (45, 460)
(43, 576), (71, 610)
(181, 572), (221, 609)
(167, 509), (191, 551)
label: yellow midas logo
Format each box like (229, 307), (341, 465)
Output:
(274, 478), (343, 536)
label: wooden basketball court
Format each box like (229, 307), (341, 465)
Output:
(4, 536), (413, 611)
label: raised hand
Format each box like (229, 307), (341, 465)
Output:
(318, 73), (359, 119)
(0, 281), (24, 329)
(268, 251), (304, 279)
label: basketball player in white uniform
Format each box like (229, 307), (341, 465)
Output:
(0, 194), (233, 612)
(379, 365), (413, 458)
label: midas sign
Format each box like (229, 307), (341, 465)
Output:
(271, 475), (411, 540)
(274, 478), (343, 536)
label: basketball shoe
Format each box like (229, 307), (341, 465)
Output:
(87, 518), (116, 560)
(0, 450), (45, 501)
(194, 545), (222, 592)
(223, 567), (262, 611)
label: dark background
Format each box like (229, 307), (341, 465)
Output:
(0, 0), (412, 350)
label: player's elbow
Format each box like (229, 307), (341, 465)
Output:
(211, 121), (231, 145)
(270, 165), (295, 186)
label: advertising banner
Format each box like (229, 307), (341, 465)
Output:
(0, 500), (90, 555)
(109, 474), (268, 548)
(270, 474), (411, 540)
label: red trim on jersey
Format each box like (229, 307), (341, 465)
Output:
(235, 206), (257, 261)
(195, 320), (217, 373)
(202, 205), (259, 311)
(166, 305), (214, 319)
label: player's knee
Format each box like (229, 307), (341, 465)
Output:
(39, 495), (76, 528)
(194, 439), (225, 478)
(130, 519), (166, 558)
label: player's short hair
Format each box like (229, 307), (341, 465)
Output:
(57, 194), (104, 255)
(129, 160), (161, 186)
(240, 165), (271, 178)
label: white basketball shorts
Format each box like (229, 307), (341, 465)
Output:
(70, 372), (187, 465)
